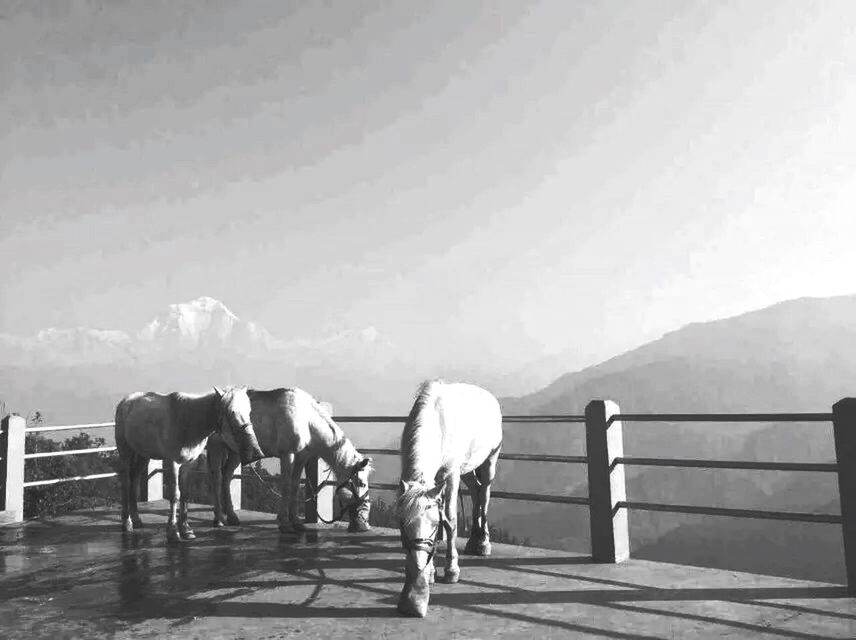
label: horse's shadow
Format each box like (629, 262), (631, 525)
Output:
(4, 512), (851, 639)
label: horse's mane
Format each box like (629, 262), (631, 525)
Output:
(396, 379), (447, 521)
(400, 379), (444, 478)
(397, 481), (430, 526)
(309, 394), (372, 478)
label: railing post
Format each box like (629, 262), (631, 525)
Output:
(832, 398), (856, 595)
(0, 415), (26, 524)
(585, 399), (629, 562)
(305, 457), (335, 524)
(140, 459), (163, 502)
(230, 464), (242, 511)
(305, 401), (335, 524)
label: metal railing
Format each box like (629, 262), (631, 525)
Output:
(8, 411), (839, 513)
(2, 401), (853, 594)
(609, 411), (840, 526)
(19, 420), (118, 488)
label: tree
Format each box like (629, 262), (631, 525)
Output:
(24, 411), (118, 518)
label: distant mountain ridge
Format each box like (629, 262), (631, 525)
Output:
(503, 294), (856, 415)
(0, 296), (396, 367)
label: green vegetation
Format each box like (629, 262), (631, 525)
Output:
(24, 413), (117, 518)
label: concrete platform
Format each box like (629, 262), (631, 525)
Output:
(0, 501), (853, 639)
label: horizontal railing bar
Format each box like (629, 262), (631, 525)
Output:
(360, 448), (399, 456)
(335, 415), (585, 424)
(335, 416), (407, 423)
(500, 453), (588, 464)
(502, 415), (586, 423)
(357, 450), (587, 464)
(611, 413), (832, 424)
(26, 422), (115, 433)
(619, 501), (841, 524)
(371, 482), (589, 505)
(616, 457), (837, 472)
(24, 472), (117, 487)
(489, 490), (590, 505)
(24, 446), (117, 459)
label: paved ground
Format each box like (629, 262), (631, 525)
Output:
(0, 501), (853, 639)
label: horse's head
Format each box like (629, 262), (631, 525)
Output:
(214, 386), (264, 464)
(396, 477), (445, 617)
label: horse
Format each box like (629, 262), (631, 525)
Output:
(114, 386), (264, 543)
(206, 387), (373, 534)
(395, 379), (502, 617)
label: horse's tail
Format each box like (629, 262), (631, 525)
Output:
(114, 396), (129, 456)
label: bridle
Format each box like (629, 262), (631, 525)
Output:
(399, 499), (449, 573)
(304, 463), (371, 525)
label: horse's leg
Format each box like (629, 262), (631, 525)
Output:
(207, 442), (225, 527)
(163, 460), (182, 543)
(462, 471), (483, 555)
(277, 453), (302, 533)
(289, 454), (308, 532)
(178, 463), (195, 540)
(440, 475), (461, 583)
(473, 447), (501, 556)
(129, 454), (147, 528)
(221, 451), (242, 526)
(119, 454), (133, 532)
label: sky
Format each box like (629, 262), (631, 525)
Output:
(2, 0), (856, 374)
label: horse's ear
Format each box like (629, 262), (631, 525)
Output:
(357, 457), (372, 471)
(213, 386), (225, 398)
(399, 480), (408, 494)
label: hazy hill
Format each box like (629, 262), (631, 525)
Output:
(494, 295), (853, 582)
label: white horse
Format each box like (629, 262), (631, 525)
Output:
(396, 379), (502, 617)
(115, 386), (264, 543)
(207, 387), (373, 533)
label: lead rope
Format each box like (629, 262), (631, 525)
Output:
(247, 461), (366, 524)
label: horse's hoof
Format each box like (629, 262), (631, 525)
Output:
(397, 594), (429, 618)
(121, 519), (134, 533)
(131, 518), (144, 529)
(166, 528), (182, 544)
(179, 529), (196, 540)
(347, 519), (370, 533)
(225, 515), (241, 526)
(212, 518), (225, 528)
(441, 567), (460, 584)
(278, 523), (301, 534)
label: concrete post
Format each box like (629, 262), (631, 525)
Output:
(230, 464), (242, 511)
(305, 401), (335, 524)
(140, 458), (163, 503)
(305, 456), (335, 524)
(832, 399), (856, 595)
(0, 415), (26, 524)
(585, 399), (629, 563)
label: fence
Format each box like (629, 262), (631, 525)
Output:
(2, 398), (854, 595)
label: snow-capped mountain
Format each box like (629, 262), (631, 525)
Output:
(138, 296), (275, 355)
(0, 296), (391, 367)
